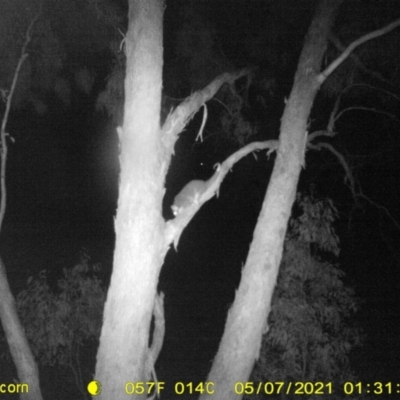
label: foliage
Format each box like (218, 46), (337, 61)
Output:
(0, 0), (64, 111)
(290, 193), (340, 257)
(0, 252), (105, 398)
(248, 194), (363, 399)
(15, 252), (105, 368)
(0, 0), (122, 113)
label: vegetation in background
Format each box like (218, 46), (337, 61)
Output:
(1, 252), (105, 398)
(248, 194), (363, 399)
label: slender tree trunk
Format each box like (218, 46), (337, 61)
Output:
(0, 256), (43, 400)
(200, 1), (343, 398)
(94, 0), (165, 398)
(0, 9), (43, 400)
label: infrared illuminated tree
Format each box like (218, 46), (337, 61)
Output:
(93, 1), (400, 399)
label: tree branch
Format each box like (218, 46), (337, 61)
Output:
(165, 139), (279, 249)
(146, 291), (165, 399)
(334, 106), (399, 126)
(307, 129), (336, 143)
(318, 17), (400, 83)
(308, 141), (356, 196)
(0, 8), (41, 233)
(161, 68), (253, 155)
(329, 34), (394, 87)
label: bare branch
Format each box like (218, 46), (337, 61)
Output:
(334, 106), (400, 126)
(329, 34), (393, 86)
(308, 141), (356, 197)
(358, 191), (400, 232)
(342, 83), (400, 102)
(307, 129), (336, 143)
(165, 139), (279, 249)
(195, 104), (208, 142)
(320, 84), (400, 144)
(318, 17), (400, 83)
(145, 291), (165, 400)
(149, 291), (165, 367)
(0, 8), (41, 233)
(328, 94), (341, 131)
(161, 68), (254, 156)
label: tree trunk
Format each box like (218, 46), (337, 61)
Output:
(200, 1), (343, 398)
(94, 0), (165, 398)
(93, 1), (400, 399)
(0, 256), (43, 400)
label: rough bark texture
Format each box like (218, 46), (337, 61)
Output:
(200, 1), (343, 399)
(0, 257), (43, 400)
(94, 0), (165, 398)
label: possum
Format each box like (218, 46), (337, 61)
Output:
(171, 179), (209, 216)
(172, 164), (221, 216)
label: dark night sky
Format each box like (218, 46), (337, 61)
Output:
(1, 0), (400, 397)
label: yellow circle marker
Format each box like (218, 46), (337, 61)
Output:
(87, 380), (102, 396)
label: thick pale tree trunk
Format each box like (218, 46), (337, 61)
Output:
(93, 2), (257, 398)
(94, 0), (165, 398)
(200, 1), (343, 398)
(0, 257), (43, 400)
